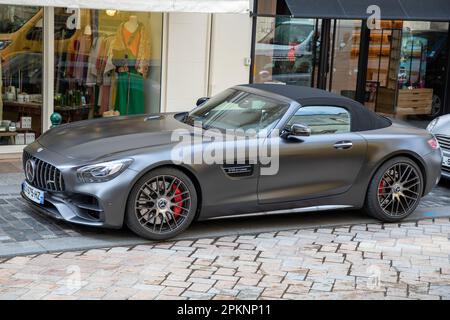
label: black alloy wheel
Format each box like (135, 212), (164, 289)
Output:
(364, 157), (423, 222)
(126, 168), (198, 240)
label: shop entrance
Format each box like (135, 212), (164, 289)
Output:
(316, 19), (449, 122)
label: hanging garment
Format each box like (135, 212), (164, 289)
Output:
(115, 66), (144, 115)
(0, 62), (3, 121)
(94, 36), (116, 113)
(66, 41), (77, 78)
(96, 37), (109, 84)
(73, 34), (92, 85)
(109, 72), (118, 111)
(86, 36), (103, 86)
(98, 85), (111, 115)
(111, 22), (151, 77)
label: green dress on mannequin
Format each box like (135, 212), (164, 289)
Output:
(113, 20), (149, 116)
(115, 62), (145, 116)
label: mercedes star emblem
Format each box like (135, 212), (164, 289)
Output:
(25, 159), (36, 182)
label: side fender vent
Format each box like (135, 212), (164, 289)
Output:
(222, 164), (254, 178)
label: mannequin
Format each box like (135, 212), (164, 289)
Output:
(124, 16), (139, 34)
(111, 15), (151, 116)
(84, 25), (92, 36)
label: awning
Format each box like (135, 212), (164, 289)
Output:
(0, 0), (250, 14)
(284, 0), (450, 21)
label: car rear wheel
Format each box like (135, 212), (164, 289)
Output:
(364, 157), (423, 222)
(125, 168), (198, 240)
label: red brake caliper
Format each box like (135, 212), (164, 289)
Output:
(379, 179), (385, 196)
(172, 184), (183, 218)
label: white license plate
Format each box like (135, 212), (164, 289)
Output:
(443, 156), (450, 168)
(22, 181), (44, 205)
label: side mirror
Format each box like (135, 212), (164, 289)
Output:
(291, 123), (311, 137)
(196, 97), (210, 107)
(281, 123), (311, 139)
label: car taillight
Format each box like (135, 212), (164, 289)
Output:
(428, 137), (440, 150)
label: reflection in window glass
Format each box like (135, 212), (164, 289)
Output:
(254, 17), (318, 87)
(186, 89), (289, 132)
(364, 20), (449, 118)
(329, 20), (362, 100)
(399, 21), (449, 117)
(287, 106), (351, 135)
(0, 5), (43, 146)
(54, 9), (163, 124)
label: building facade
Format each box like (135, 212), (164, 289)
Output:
(0, 1), (252, 155)
(2, 0), (450, 156)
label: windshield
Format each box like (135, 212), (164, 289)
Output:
(0, 6), (40, 34)
(185, 89), (289, 133)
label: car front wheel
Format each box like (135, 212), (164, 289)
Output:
(364, 157), (423, 222)
(126, 168), (198, 240)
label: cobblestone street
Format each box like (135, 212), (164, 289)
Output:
(0, 218), (449, 300)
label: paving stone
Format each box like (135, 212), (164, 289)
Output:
(0, 198), (449, 300)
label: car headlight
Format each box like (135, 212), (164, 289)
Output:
(427, 117), (440, 132)
(77, 159), (133, 183)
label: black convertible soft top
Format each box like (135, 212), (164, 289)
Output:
(240, 84), (392, 132)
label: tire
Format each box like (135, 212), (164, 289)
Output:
(125, 167), (198, 240)
(364, 157), (423, 222)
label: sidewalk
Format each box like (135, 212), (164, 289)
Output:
(0, 218), (449, 300)
(0, 159), (23, 195)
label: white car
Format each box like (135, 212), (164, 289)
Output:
(428, 115), (450, 179)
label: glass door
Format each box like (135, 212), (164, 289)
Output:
(253, 16), (322, 87)
(327, 20), (363, 100)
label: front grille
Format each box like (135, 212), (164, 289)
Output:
(23, 151), (65, 192)
(436, 134), (450, 151)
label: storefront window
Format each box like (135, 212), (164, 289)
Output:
(365, 20), (449, 119)
(0, 5), (43, 147)
(53, 8), (162, 124)
(399, 22), (449, 118)
(253, 17), (319, 87)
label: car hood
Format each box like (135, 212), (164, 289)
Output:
(37, 113), (191, 161)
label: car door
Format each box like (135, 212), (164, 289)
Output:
(258, 105), (367, 204)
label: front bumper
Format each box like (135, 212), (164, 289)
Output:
(21, 191), (106, 227)
(22, 142), (140, 228)
(423, 149), (444, 194)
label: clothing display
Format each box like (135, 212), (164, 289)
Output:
(109, 19), (151, 115)
(0, 61), (3, 121)
(111, 21), (152, 77)
(53, 13), (153, 120)
(73, 34), (92, 84)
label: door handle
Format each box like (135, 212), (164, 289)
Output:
(334, 141), (353, 150)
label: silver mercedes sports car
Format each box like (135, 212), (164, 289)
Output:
(21, 84), (442, 240)
(427, 114), (450, 179)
